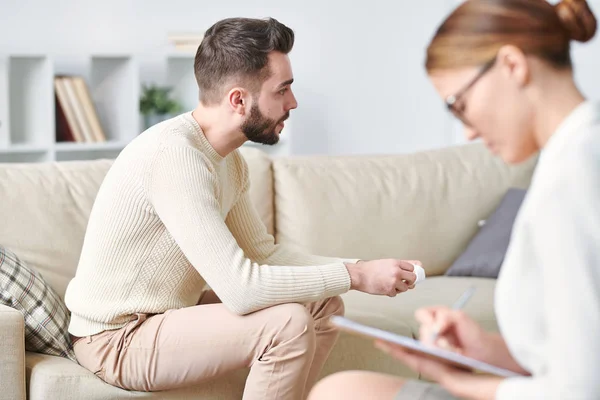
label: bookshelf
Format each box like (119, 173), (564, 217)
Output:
(0, 52), (290, 163)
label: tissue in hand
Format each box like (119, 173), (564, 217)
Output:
(412, 263), (426, 284)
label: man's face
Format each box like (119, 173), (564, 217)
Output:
(241, 52), (298, 145)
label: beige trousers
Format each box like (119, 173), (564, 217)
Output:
(73, 293), (344, 400)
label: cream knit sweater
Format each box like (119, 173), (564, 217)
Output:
(65, 112), (352, 337)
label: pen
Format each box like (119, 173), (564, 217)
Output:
(429, 285), (476, 343)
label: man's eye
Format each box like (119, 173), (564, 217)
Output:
(279, 88), (288, 95)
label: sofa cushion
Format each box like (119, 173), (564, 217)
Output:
(26, 318), (417, 400)
(446, 188), (527, 278)
(340, 276), (498, 335)
(0, 245), (75, 361)
(26, 352), (248, 400)
(272, 143), (536, 276)
(25, 318), (417, 400)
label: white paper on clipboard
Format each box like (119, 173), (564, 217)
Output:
(329, 315), (523, 378)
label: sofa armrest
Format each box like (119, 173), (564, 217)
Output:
(0, 304), (26, 400)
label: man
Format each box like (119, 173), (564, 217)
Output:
(64, 17), (419, 400)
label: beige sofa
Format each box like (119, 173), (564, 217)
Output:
(0, 143), (536, 400)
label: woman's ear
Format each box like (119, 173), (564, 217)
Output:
(497, 44), (530, 88)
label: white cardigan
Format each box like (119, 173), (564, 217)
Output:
(495, 101), (600, 399)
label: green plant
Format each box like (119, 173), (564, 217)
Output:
(139, 84), (182, 115)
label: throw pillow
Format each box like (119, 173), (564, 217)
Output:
(0, 245), (76, 361)
(446, 188), (527, 278)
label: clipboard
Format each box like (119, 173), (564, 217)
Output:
(329, 315), (522, 378)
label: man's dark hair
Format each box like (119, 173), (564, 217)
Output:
(194, 17), (295, 105)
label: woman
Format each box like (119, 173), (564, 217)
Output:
(309, 0), (599, 399)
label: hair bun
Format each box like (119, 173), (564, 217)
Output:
(555, 0), (598, 42)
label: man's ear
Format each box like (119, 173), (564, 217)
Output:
(497, 44), (530, 88)
(227, 87), (249, 116)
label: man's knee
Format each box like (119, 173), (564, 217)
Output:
(310, 295), (345, 321)
(271, 302), (316, 342)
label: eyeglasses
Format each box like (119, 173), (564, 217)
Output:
(445, 56), (497, 127)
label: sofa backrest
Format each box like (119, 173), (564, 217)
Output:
(0, 143), (536, 298)
(0, 160), (113, 299)
(272, 143), (537, 276)
(0, 147), (273, 299)
(242, 147), (275, 236)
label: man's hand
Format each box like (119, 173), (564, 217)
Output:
(344, 259), (420, 296)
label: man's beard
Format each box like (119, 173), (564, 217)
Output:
(241, 103), (288, 145)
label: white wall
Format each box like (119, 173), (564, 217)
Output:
(1, 0), (599, 156)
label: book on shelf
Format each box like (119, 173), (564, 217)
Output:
(168, 32), (203, 44)
(168, 32), (203, 53)
(172, 43), (200, 53)
(54, 75), (107, 143)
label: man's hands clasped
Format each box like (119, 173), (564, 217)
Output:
(345, 259), (422, 296)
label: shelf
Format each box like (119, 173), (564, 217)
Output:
(8, 56), (54, 147)
(56, 148), (123, 162)
(0, 52), (293, 164)
(0, 58), (8, 148)
(0, 144), (48, 154)
(0, 151), (50, 163)
(54, 141), (128, 152)
(90, 56), (139, 142)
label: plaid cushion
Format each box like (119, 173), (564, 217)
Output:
(0, 245), (76, 361)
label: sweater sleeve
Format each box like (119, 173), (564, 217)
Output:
(496, 155), (600, 400)
(148, 145), (351, 315)
(226, 155), (360, 267)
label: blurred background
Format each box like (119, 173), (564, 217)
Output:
(0, 0), (598, 163)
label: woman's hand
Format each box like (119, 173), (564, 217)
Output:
(374, 340), (503, 400)
(415, 306), (492, 361)
(374, 306), (493, 391)
(416, 306), (529, 375)
(373, 306), (529, 399)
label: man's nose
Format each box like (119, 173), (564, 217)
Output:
(288, 92), (298, 111)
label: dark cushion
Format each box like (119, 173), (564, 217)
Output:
(446, 188), (527, 278)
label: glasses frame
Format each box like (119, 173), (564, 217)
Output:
(445, 56), (497, 126)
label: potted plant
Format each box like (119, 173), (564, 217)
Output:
(139, 84), (183, 129)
